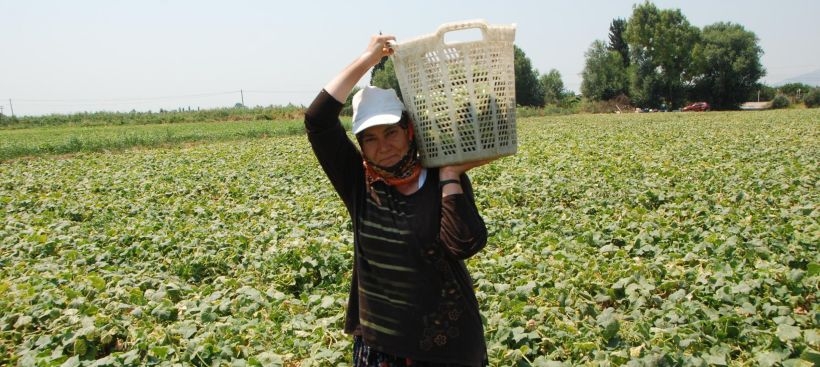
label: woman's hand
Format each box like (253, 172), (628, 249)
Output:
(359, 34), (396, 69)
(439, 158), (496, 181)
(439, 158), (496, 197)
(324, 34), (396, 103)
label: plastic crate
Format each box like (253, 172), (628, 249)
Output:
(391, 19), (517, 167)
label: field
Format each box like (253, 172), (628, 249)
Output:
(1, 109), (818, 366)
(0, 119), (304, 162)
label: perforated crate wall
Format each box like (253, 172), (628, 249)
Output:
(392, 20), (517, 167)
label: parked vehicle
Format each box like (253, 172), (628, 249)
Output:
(682, 102), (710, 112)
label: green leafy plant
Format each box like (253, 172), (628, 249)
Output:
(1, 109), (817, 366)
(803, 88), (820, 108)
(772, 94), (791, 109)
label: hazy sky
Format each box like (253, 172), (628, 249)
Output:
(2, 0), (818, 116)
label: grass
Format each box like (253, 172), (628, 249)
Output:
(0, 119), (310, 161)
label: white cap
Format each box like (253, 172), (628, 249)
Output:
(351, 86), (405, 134)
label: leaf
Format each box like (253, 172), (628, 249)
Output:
(531, 357), (565, 367)
(60, 356), (81, 367)
(150, 302), (178, 322)
(176, 321), (198, 339)
(776, 324), (802, 342)
(13, 315), (32, 329)
(250, 352), (284, 366)
(781, 359), (814, 367)
(596, 307), (620, 340)
(88, 356), (117, 367)
(121, 350), (141, 365)
(319, 296), (335, 309)
(87, 274), (106, 291)
(704, 353), (727, 366)
(73, 337), (88, 358)
(201, 310), (218, 323)
(511, 326), (528, 343)
(573, 341), (596, 352)
(151, 346), (173, 359)
(800, 348), (820, 365)
(804, 329), (819, 345)
(34, 334), (52, 348)
(807, 262), (820, 276)
(756, 351), (784, 367)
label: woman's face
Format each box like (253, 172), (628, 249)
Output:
(359, 123), (410, 167)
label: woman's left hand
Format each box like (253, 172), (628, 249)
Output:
(439, 158), (496, 181)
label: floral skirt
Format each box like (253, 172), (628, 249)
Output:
(352, 336), (487, 367)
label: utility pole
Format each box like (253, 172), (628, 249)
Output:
(8, 99), (14, 117)
(240, 90), (245, 106)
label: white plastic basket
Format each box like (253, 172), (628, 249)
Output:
(391, 19), (517, 167)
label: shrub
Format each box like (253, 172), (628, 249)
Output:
(516, 105), (576, 117)
(578, 94), (633, 114)
(804, 88), (820, 108)
(771, 94), (791, 109)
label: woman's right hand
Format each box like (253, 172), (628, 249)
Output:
(324, 34), (397, 103)
(360, 34), (396, 68)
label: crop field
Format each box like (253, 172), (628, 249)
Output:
(0, 119), (305, 162)
(1, 109), (818, 366)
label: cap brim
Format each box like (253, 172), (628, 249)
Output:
(352, 112), (402, 134)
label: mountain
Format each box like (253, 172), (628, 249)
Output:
(777, 69), (820, 87)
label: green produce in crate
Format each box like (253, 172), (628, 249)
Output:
(391, 20), (518, 167)
(411, 78), (498, 159)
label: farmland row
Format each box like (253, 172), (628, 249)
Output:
(1, 109), (818, 366)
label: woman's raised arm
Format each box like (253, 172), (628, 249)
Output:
(324, 34), (396, 103)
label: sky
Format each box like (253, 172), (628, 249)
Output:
(1, 0), (819, 116)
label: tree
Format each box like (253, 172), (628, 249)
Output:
(581, 40), (628, 101)
(771, 94), (790, 109)
(608, 18), (629, 67)
(539, 69), (565, 105)
(370, 58), (402, 100)
(778, 82), (813, 101)
(689, 22), (765, 109)
(625, 1), (700, 109)
(371, 56), (389, 82)
(751, 83), (776, 102)
(804, 88), (820, 108)
(341, 86), (361, 116)
(514, 45), (545, 107)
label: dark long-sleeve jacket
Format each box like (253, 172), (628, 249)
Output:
(304, 90), (488, 366)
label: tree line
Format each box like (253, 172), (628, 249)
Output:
(370, 1), (819, 112)
(580, 1), (770, 110)
(574, 1), (817, 110)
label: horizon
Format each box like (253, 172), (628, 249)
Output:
(2, 0), (819, 117)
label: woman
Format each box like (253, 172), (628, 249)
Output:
(304, 34), (491, 367)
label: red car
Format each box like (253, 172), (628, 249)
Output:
(682, 102), (710, 112)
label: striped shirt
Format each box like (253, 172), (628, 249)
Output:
(305, 90), (488, 366)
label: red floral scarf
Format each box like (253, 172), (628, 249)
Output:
(360, 123), (422, 204)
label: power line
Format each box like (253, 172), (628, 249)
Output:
(5, 89), (318, 104)
(242, 90), (317, 94)
(11, 90), (242, 103)
(2, 89), (319, 116)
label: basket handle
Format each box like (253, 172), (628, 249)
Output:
(434, 19), (489, 45)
